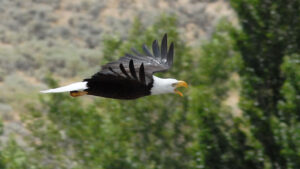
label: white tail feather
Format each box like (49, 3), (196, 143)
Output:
(40, 82), (88, 93)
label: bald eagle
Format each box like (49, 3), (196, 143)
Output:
(41, 34), (188, 99)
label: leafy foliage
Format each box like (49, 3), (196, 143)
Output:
(231, 0), (300, 168)
(0, 137), (30, 169)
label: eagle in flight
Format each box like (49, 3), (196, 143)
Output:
(41, 34), (188, 99)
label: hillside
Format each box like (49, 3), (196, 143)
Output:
(0, 0), (235, 144)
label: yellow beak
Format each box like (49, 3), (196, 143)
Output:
(174, 81), (188, 97)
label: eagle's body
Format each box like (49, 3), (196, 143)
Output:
(84, 73), (153, 99)
(41, 34), (187, 99)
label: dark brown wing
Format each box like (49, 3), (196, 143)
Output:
(86, 34), (174, 85)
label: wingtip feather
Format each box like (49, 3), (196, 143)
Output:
(161, 34), (168, 59)
(142, 44), (153, 57)
(167, 42), (174, 66)
(152, 40), (160, 58)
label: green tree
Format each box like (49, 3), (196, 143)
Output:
(231, 0), (300, 168)
(276, 54), (300, 168)
(190, 20), (263, 169)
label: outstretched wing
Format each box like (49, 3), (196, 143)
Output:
(88, 34), (174, 85)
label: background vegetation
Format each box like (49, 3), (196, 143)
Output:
(0, 0), (299, 169)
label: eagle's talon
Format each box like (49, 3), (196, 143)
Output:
(70, 91), (88, 97)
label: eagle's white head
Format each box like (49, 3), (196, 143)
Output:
(150, 76), (188, 96)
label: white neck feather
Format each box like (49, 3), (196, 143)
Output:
(150, 75), (177, 95)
